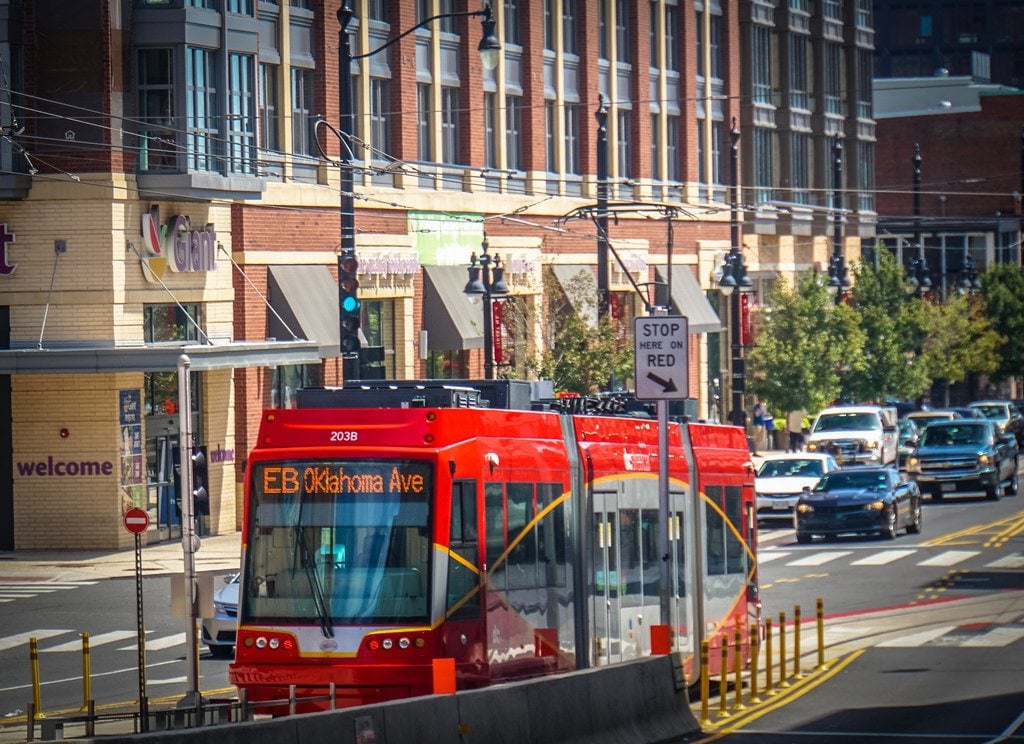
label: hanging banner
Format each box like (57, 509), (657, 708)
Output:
(492, 301), (505, 365)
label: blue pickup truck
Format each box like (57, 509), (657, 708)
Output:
(906, 419), (1019, 501)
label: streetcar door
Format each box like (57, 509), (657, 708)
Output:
(592, 490), (621, 665)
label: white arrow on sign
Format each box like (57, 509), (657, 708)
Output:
(633, 315), (689, 401)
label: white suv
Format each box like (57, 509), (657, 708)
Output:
(806, 406), (898, 466)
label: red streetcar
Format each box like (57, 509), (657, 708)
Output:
(229, 380), (759, 711)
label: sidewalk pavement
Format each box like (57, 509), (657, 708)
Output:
(0, 531), (243, 581)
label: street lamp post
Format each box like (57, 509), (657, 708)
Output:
(464, 238), (509, 379)
(595, 95), (610, 320)
(908, 143), (931, 294)
(828, 136), (849, 304)
(327, 3), (500, 379)
(719, 119), (752, 421)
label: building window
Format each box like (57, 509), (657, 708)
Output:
(427, 351), (468, 379)
(271, 365), (319, 410)
(503, 0), (519, 45)
(505, 93), (522, 172)
(709, 13), (722, 79)
(824, 42), (842, 115)
(484, 92), (498, 169)
(615, 0), (629, 63)
(666, 114), (680, 182)
(545, 100), (556, 172)
(417, 83), (432, 161)
(225, 0), (254, 14)
(291, 67), (313, 156)
(753, 127), (774, 203)
(752, 25), (772, 105)
(789, 35), (809, 110)
(599, 0), (608, 60)
(369, 77), (390, 160)
(791, 131), (809, 204)
(650, 113), (660, 181)
(227, 53), (256, 175)
(138, 48), (176, 172)
(440, 86), (459, 164)
(664, 3), (678, 72)
(856, 49), (872, 119)
(543, 0), (554, 50)
(562, 0), (577, 54)
(186, 47), (218, 172)
(367, 0), (387, 22)
(564, 102), (580, 175)
(823, 0), (841, 21)
(617, 108), (631, 180)
(858, 140), (874, 212)
(258, 63), (279, 152)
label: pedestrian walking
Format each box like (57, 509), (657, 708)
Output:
(752, 400), (767, 455)
(786, 409), (806, 452)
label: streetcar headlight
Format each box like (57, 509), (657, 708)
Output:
(398, 637), (411, 649)
(382, 638), (394, 650)
(255, 636), (268, 649)
(269, 637), (280, 649)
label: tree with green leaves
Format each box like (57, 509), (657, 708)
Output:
(981, 263), (1024, 385)
(747, 270), (866, 416)
(919, 292), (1003, 406)
(842, 249), (931, 403)
(531, 269), (634, 394)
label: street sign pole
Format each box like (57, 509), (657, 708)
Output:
(634, 314), (688, 646)
(122, 506), (150, 731)
(176, 354), (201, 709)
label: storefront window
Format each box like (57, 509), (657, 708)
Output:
(144, 303), (202, 343)
(271, 364), (320, 408)
(427, 351), (468, 379)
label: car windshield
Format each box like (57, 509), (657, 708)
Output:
(921, 424), (989, 447)
(758, 459), (825, 478)
(910, 414), (952, 428)
(972, 405), (1008, 420)
(815, 471), (890, 492)
(813, 412), (879, 432)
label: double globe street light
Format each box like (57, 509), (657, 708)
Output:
(464, 238), (509, 380)
(320, 3), (500, 379)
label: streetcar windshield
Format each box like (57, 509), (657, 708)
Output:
(243, 460), (432, 625)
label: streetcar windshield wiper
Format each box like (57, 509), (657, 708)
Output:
(293, 498), (334, 638)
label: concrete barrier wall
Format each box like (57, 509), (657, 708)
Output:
(84, 654), (699, 744)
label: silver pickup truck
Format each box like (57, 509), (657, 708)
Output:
(805, 405), (899, 466)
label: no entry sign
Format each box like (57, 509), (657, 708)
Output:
(122, 507), (150, 535)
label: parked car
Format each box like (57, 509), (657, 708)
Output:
(201, 572), (239, 658)
(969, 400), (1024, 445)
(905, 409), (961, 431)
(897, 418), (921, 469)
(805, 405), (898, 466)
(755, 453), (841, 522)
(906, 419), (1019, 501)
(945, 406), (984, 419)
(794, 467), (922, 543)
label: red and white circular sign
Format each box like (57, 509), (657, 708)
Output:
(122, 507), (150, 535)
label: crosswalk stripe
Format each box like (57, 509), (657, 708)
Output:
(0, 581), (97, 588)
(0, 588), (61, 593)
(917, 550), (979, 567)
(45, 631), (137, 652)
(757, 552), (791, 564)
(786, 551), (852, 566)
(0, 630), (73, 652)
(851, 549), (917, 566)
(985, 553), (1024, 569)
(118, 633), (186, 652)
(960, 627), (1024, 648)
(877, 626), (957, 648)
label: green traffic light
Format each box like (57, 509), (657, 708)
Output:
(341, 295), (360, 313)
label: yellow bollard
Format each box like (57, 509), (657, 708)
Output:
(779, 612), (790, 688)
(718, 641), (731, 718)
(817, 597), (828, 670)
(29, 637), (43, 719)
(732, 627), (745, 711)
(699, 640), (711, 727)
(749, 625), (762, 704)
(81, 632), (91, 711)
(793, 605), (802, 678)
(765, 618), (774, 695)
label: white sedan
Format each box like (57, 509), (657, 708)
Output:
(755, 453), (841, 522)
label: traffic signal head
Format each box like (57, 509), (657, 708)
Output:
(339, 252), (361, 356)
(191, 445), (209, 516)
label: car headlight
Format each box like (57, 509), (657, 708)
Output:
(978, 453), (992, 465)
(796, 503), (814, 514)
(907, 456), (920, 471)
(806, 442), (818, 451)
(865, 439), (879, 450)
(863, 500), (886, 511)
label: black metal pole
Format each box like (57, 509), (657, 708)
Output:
(832, 136), (844, 305)
(912, 143), (929, 293)
(595, 95), (610, 320)
(482, 255), (494, 381)
(338, 5), (360, 380)
(729, 120), (743, 420)
(1019, 127), (1023, 266)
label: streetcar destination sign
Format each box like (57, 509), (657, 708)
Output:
(633, 316), (689, 400)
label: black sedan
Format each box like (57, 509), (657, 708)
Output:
(794, 467), (922, 543)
